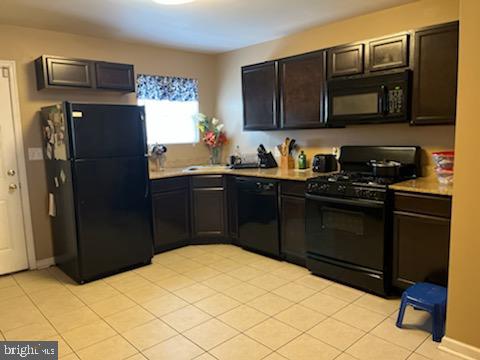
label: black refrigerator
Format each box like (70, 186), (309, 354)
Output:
(41, 102), (153, 283)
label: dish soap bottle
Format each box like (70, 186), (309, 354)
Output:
(298, 150), (307, 170)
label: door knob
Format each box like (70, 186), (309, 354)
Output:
(8, 184), (17, 191)
(7, 169), (15, 176)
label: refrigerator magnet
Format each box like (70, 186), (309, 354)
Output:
(48, 193), (56, 217)
(60, 169), (66, 184)
(46, 143), (53, 159)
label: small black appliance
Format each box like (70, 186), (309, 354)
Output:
(328, 70), (411, 126)
(312, 154), (338, 172)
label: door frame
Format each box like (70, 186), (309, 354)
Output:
(1, 60), (36, 269)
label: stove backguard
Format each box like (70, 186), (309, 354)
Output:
(338, 146), (421, 178)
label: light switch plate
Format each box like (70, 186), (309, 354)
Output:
(28, 147), (44, 161)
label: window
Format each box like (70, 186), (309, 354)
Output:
(137, 74), (199, 144)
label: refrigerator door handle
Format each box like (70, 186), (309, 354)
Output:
(145, 178), (149, 198)
(140, 110), (148, 156)
(144, 157), (150, 199)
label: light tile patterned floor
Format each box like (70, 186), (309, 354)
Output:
(0, 244), (463, 360)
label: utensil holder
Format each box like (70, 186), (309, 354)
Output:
(281, 155), (295, 169)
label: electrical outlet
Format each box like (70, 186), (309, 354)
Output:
(28, 147), (44, 161)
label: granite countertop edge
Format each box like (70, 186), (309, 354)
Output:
(389, 177), (453, 197)
(150, 168), (453, 196)
(149, 167), (319, 182)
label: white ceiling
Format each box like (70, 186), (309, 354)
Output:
(0, 0), (416, 53)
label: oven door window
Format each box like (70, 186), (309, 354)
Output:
(332, 92), (379, 116)
(322, 207), (365, 236)
(306, 198), (384, 270)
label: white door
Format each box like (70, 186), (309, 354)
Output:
(0, 65), (29, 274)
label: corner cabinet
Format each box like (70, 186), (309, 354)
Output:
(411, 22), (459, 125)
(151, 177), (190, 253)
(242, 62), (279, 130)
(279, 51), (326, 129)
(190, 175), (228, 241)
(35, 55), (135, 92)
(392, 192), (451, 290)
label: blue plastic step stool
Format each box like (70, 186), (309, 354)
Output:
(396, 282), (447, 342)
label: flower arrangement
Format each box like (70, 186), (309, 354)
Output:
(195, 113), (227, 164)
(196, 113), (227, 148)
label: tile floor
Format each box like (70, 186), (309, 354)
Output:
(0, 244), (463, 360)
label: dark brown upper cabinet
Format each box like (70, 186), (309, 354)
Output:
(35, 55), (135, 92)
(35, 56), (93, 89)
(368, 33), (410, 72)
(95, 62), (135, 92)
(411, 22), (459, 125)
(328, 44), (364, 78)
(241, 20), (458, 131)
(279, 51), (326, 129)
(242, 62), (279, 130)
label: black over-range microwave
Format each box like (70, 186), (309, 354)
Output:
(327, 70), (411, 126)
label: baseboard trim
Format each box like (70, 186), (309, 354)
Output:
(439, 337), (480, 360)
(36, 257), (55, 269)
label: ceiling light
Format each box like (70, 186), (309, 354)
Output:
(153, 0), (195, 5)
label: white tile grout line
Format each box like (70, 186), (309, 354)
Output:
(6, 245), (439, 360)
(11, 275), (87, 359)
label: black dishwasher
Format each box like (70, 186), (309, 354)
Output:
(236, 177), (280, 257)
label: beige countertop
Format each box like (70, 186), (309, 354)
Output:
(389, 176), (453, 197)
(150, 167), (453, 196)
(149, 167), (319, 182)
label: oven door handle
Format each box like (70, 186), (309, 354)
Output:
(305, 193), (384, 208)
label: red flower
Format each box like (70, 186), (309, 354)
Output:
(203, 131), (216, 146)
(217, 132), (227, 145)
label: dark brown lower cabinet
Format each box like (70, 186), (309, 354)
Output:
(151, 178), (190, 253)
(392, 192), (451, 290)
(280, 181), (306, 266)
(191, 175), (227, 241)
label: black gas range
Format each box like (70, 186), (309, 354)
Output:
(305, 146), (421, 297)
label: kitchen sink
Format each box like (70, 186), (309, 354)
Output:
(182, 165), (232, 172)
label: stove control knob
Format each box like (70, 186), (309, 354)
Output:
(338, 185), (347, 193)
(364, 190), (375, 199)
(320, 184), (329, 191)
(308, 183), (318, 192)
